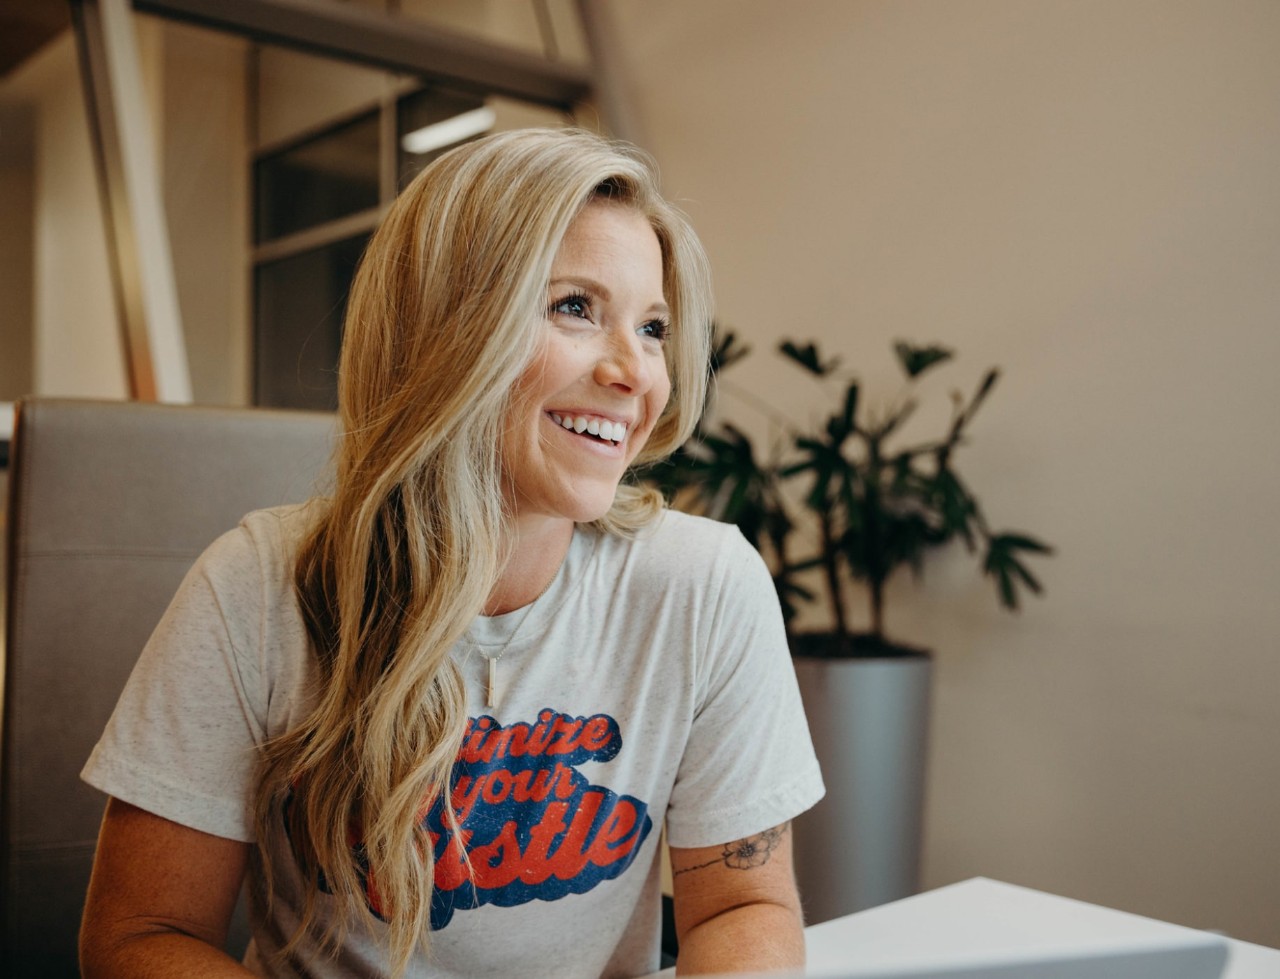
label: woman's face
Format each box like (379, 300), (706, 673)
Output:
(503, 201), (672, 526)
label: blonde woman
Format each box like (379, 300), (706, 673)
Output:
(79, 128), (824, 978)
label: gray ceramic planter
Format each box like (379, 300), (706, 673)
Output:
(791, 647), (933, 923)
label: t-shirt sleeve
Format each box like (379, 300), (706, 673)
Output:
(663, 528), (825, 849)
(80, 523), (274, 843)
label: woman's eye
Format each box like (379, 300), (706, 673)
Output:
(640, 319), (671, 342)
(550, 294), (591, 319)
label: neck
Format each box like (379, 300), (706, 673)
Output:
(483, 516), (574, 616)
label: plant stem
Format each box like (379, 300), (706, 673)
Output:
(870, 576), (884, 642)
(819, 507), (847, 644)
(865, 436), (885, 642)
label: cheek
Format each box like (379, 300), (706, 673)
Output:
(635, 375), (674, 450)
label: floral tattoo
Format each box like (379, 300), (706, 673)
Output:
(674, 823), (789, 875)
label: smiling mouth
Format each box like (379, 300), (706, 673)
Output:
(549, 412), (628, 444)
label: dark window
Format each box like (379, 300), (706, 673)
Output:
(255, 112), (380, 243)
(253, 233), (370, 411)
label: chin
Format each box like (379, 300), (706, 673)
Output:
(563, 492), (620, 524)
(514, 480), (622, 525)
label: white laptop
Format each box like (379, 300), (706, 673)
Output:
(800, 877), (1229, 979)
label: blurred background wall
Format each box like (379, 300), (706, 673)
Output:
(1, 0), (1277, 948)
(604, 0), (1280, 944)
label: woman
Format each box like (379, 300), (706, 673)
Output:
(80, 128), (824, 978)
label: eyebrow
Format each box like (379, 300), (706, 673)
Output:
(549, 276), (670, 316)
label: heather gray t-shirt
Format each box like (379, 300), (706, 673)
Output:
(82, 505), (824, 978)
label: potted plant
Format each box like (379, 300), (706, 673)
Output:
(644, 331), (1051, 920)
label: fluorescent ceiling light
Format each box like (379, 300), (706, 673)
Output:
(401, 106), (496, 155)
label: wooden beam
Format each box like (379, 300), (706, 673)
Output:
(132, 0), (592, 109)
(71, 0), (192, 403)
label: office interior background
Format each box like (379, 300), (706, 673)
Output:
(1, 0), (1278, 950)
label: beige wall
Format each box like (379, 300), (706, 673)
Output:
(2, 34), (126, 399)
(161, 22), (249, 404)
(254, 46), (389, 151)
(611, 0), (1280, 946)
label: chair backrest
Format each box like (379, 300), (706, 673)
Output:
(1, 398), (337, 977)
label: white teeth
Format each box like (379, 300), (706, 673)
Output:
(549, 412), (626, 442)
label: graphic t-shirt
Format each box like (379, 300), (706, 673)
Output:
(82, 505), (825, 978)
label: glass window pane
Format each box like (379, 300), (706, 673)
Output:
(255, 113), (380, 243)
(253, 234), (370, 411)
(396, 87), (576, 191)
(396, 87), (490, 190)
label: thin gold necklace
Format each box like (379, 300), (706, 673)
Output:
(469, 546), (567, 710)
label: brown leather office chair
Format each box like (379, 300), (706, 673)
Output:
(1, 398), (336, 977)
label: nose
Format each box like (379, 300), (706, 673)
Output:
(594, 331), (657, 393)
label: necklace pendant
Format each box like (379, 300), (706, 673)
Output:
(486, 656), (499, 710)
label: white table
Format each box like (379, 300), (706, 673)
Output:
(802, 878), (1280, 979)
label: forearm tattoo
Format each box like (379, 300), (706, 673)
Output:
(673, 822), (789, 876)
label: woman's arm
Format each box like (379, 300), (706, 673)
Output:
(80, 798), (255, 978)
(669, 822), (805, 975)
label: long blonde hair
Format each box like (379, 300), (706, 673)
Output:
(253, 129), (712, 972)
